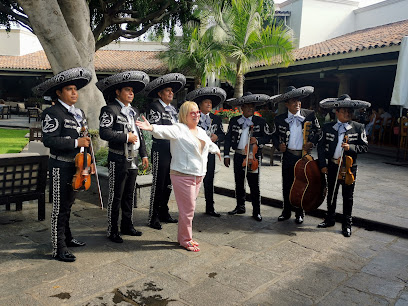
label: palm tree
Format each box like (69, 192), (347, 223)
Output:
(198, 0), (294, 97)
(160, 20), (225, 88)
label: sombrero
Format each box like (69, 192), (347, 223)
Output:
(235, 93), (270, 106)
(96, 71), (149, 97)
(319, 94), (371, 109)
(144, 73), (186, 98)
(32, 67), (92, 96)
(269, 86), (314, 104)
(186, 87), (227, 108)
(226, 92), (253, 107)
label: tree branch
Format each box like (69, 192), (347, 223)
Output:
(95, 28), (123, 50)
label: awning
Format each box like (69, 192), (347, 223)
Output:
(390, 36), (408, 110)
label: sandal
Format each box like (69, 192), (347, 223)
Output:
(183, 240), (200, 252)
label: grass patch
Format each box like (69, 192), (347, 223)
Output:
(0, 128), (30, 154)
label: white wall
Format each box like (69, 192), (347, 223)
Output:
(299, 0), (358, 47)
(354, 0), (408, 30)
(278, 0), (359, 48)
(101, 40), (168, 51)
(0, 29), (42, 56)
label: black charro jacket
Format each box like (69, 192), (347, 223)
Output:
(99, 100), (147, 159)
(224, 115), (272, 157)
(41, 101), (86, 161)
(271, 109), (321, 150)
(317, 120), (368, 169)
(197, 112), (225, 146)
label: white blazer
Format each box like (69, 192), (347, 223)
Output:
(151, 123), (220, 176)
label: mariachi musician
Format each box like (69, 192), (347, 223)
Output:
(317, 94), (370, 237)
(34, 67), (93, 262)
(97, 71), (149, 243)
(186, 87), (226, 217)
(224, 93), (272, 221)
(144, 73), (186, 230)
(270, 86), (321, 224)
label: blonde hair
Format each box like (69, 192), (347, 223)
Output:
(179, 101), (198, 124)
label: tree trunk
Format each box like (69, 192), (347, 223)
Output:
(18, 0), (104, 129)
(234, 73), (244, 98)
(233, 60), (244, 98)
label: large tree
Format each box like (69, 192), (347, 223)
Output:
(0, 0), (193, 127)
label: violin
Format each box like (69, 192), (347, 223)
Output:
(72, 126), (92, 191)
(338, 135), (355, 185)
(242, 125), (259, 171)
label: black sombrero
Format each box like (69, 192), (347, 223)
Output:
(96, 71), (149, 98)
(186, 87), (227, 108)
(269, 86), (314, 104)
(32, 67), (92, 96)
(144, 73), (186, 98)
(320, 94), (371, 109)
(235, 93), (270, 106)
(226, 92), (253, 107)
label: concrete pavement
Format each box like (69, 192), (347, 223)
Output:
(1, 181), (408, 305)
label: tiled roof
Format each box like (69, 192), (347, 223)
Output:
(293, 19), (408, 62)
(1, 19), (407, 73)
(0, 49), (168, 74)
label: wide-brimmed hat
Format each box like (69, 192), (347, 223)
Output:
(235, 93), (270, 107)
(96, 71), (149, 98)
(186, 87), (227, 108)
(144, 73), (186, 98)
(225, 92), (253, 106)
(320, 94), (371, 109)
(269, 86), (314, 104)
(32, 67), (92, 96)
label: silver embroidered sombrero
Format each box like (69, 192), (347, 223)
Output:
(226, 92), (253, 106)
(320, 94), (371, 109)
(235, 93), (270, 106)
(96, 71), (149, 97)
(269, 86), (314, 104)
(186, 87), (227, 108)
(144, 73), (186, 98)
(32, 67), (92, 96)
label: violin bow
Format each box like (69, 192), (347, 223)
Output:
(89, 137), (104, 210)
(330, 135), (347, 207)
(243, 125), (253, 193)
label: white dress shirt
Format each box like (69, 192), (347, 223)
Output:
(287, 111), (303, 150)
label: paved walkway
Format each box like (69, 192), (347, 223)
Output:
(1, 185), (408, 305)
(0, 114), (40, 128)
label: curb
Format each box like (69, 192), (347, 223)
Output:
(214, 186), (408, 238)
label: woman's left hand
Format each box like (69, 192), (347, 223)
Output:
(216, 151), (221, 161)
(136, 115), (153, 131)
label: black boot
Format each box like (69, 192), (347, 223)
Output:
(317, 214), (336, 228)
(342, 216), (352, 237)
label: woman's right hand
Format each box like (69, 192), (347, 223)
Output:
(136, 115), (153, 131)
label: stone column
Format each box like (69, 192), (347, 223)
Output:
(336, 73), (351, 97)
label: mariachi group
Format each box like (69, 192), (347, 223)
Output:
(33, 67), (369, 262)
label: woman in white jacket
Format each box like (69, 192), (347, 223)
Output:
(137, 101), (221, 252)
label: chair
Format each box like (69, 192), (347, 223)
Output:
(29, 127), (43, 141)
(0, 105), (11, 119)
(28, 107), (41, 123)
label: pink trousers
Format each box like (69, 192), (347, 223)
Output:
(170, 174), (203, 247)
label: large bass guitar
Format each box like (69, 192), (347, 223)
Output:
(289, 121), (326, 212)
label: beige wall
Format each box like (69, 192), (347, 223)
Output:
(0, 29), (42, 56)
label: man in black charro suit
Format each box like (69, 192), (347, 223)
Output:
(97, 71), (149, 243)
(224, 93), (272, 222)
(186, 87), (227, 217)
(34, 67), (93, 262)
(144, 73), (186, 230)
(270, 86), (321, 224)
(317, 94), (370, 237)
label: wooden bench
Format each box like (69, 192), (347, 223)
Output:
(0, 153), (48, 221)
